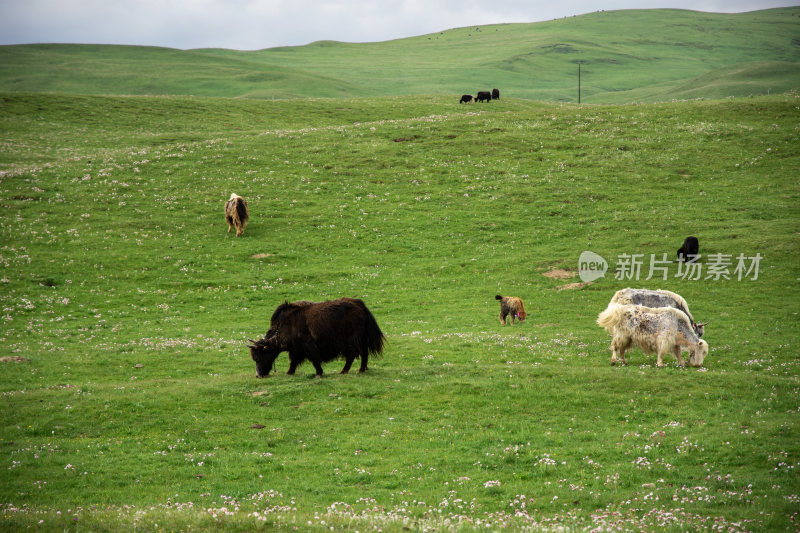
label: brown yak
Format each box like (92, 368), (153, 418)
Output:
(248, 298), (385, 377)
(224, 193), (249, 237)
(495, 294), (527, 325)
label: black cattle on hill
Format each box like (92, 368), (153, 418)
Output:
(491, 88), (500, 99)
(460, 94), (473, 103)
(248, 298), (385, 377)
(677, 236), (700, 263)
(476, 91), (492, 102)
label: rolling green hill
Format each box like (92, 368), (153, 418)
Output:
(1, 7), (798, 102)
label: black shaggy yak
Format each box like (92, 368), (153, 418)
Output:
(677, 236), (699, 263)
(248, 298), (385, 377)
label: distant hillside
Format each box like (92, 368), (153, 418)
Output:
(1, 7), (798, 103)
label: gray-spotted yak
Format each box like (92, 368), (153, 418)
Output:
(597, 303), (708, 367)
(609, 288), (706, 338)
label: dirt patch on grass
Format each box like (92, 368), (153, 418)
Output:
(0, 356), (29, 363)
(251, 253), (274, 259)
(543, 268), (577, 280)
(557, 282), (591, 291)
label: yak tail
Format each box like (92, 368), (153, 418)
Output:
(233, 197), (249, 227)
(660, 289), (693, 323)
(596, 304), (625, 332)
(363, 306), (386, 357)
(495, 294), (503, 300)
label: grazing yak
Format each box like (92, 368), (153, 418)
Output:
(224, 193), (249, 237)
(610, 288), (706, 338)
(495, 294), (527, 325)
(248, 298), (385, 377)
(677, 236), (699, 263)
(491, 88), (500, 100)
(597, 303), (709, 367)
(460, 94), (473, 103)
(476, 91), (492, 103)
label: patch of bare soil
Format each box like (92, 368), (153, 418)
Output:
(0, 356), (29, 363)
(252, 253), (274, 259)
(543, 268), (577, 280)
(557, 282), (591, 291)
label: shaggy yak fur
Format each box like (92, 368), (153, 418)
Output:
(225, 193), (249, 237)
(495, 294), (527, 325)
(609, 287), (706, 338)
(677, 236), (699, 263)
(248, 298), (385, 377)
(597, 303), (709, 368)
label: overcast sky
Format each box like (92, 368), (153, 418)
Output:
(0, 0), (796, 51)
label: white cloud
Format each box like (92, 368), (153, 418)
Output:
(0, 0), (796, 50)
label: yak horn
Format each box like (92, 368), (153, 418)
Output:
(697, 321), (709, 327)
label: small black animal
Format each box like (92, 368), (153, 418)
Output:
(491, 88), (500, 100)
(475, 91), (492, 103)
(459, 94), (473, 104)
(248, 298), (385, 377)
(677, 236), (700, 263)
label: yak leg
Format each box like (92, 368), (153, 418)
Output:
(309, 344), (325, 377)
(499, 311), (507, 325)
(610, 341), (626, 366)
(341, 353), (355, 374)
(358, 350), (369, 373)
(287, 357), (299, 375)
(656, 347), (666, 367)
(612, 343), (628, 366)
(674, 345), (685, 367)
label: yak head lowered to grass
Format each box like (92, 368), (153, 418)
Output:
(248, 298), (385, 378)
(248, 333), (282, 378)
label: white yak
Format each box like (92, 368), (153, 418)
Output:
(597, 303), (708, 367)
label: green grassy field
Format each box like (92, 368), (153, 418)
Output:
(0, 90), (798, 531)
(1, 7), (799, 103)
